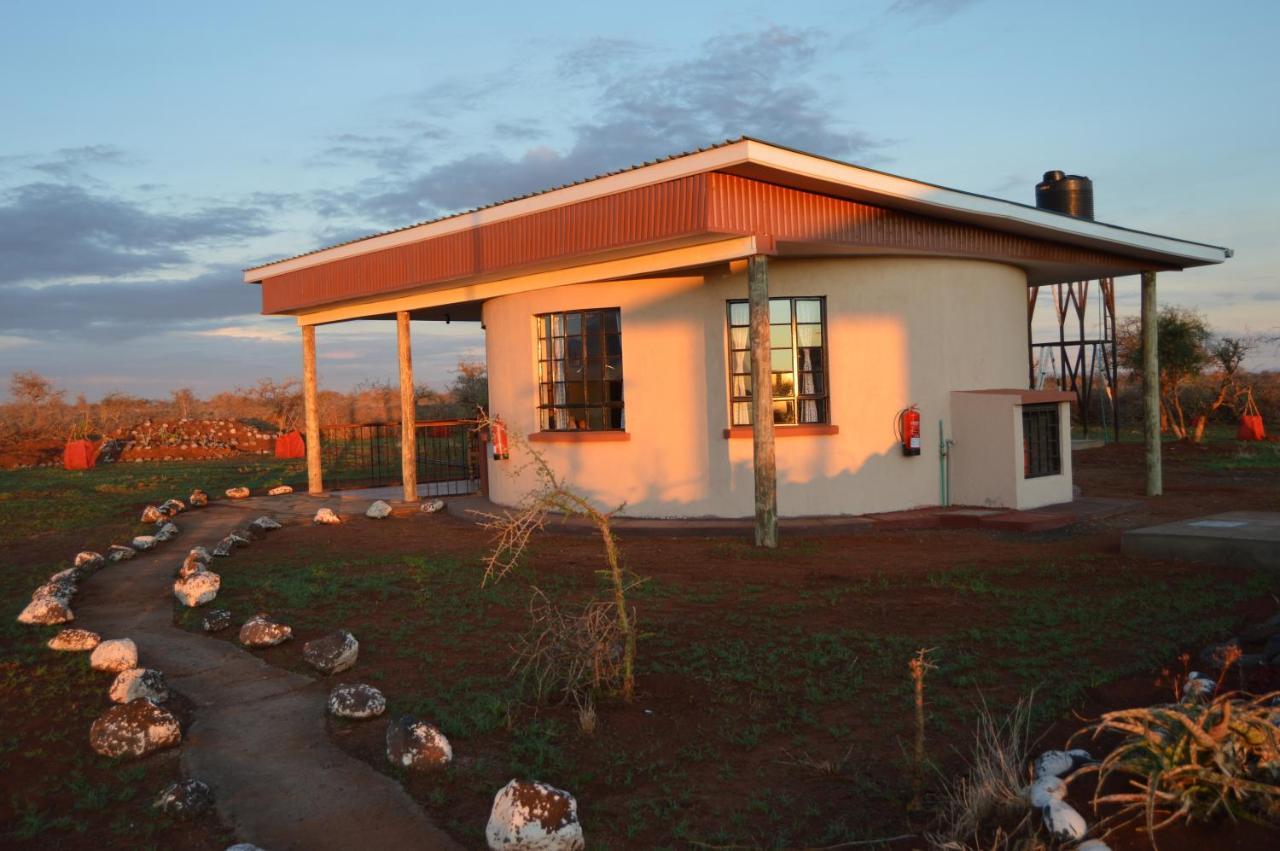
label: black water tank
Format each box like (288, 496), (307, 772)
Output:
(1035, 170), (1094, 220)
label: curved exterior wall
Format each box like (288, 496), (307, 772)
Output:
(484, 256), (1029, 518)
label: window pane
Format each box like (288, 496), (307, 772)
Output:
(731, 351), (750, 373)
(566, 361), (583, 379)
(797, 324), (823, 347)
(586, 333), (603, 358)
(729, 326), (749, 350)
(769, 299), (791, 324)
(609, 407), (624, 429)
(604, 311), (620, 333)
(797, 347), (822, 371)
(772, 372), (794, 396)
(567, 383), (586, 405)
(552, 382), (566, 403)
(732, 402), (752, 426)
(587, 408), (605, 430)
(728, 302), (749, 326)
(553, 338), (565, 359)
(795, 299), (822, 324)
(799, 371), (824, 394)
(770, 349), (793, 371)
(607, 380), (624, 402)
(566, 313), (581, 335)
(606, 356), (623, 377)
(773, 400), (796, 424)
(586, 359), (602, 380)
(605, 334), (622, 357)
(551, 314), (564, 336)
(731, 375), (752, 398)
(584, 312), (601, 335)
(587, 382), (603, 404)
(770, 323), (791, 347)
(799, 398), (826, 424)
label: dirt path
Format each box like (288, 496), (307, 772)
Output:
(73, 498), (460, 851)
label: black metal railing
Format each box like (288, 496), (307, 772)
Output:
(318, 420), (480, 494)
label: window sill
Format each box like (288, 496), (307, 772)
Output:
(529, 431), (631, 443)
(722, 424), (840, 439)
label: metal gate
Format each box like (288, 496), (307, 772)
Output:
(318, 420), (480, 494)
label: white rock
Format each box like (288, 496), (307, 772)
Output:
(225, 487), (250, 499)
(90, 638), (139, 672)
(1041, 799), (1087, 841)
(141, 505), (163, 523)
(48, 628), (101, 651)
(366, 500), (393, 519)
(174, 571), (221, 607)
(268, 485), (293, 496)
(313, 508), (341, 525)
(1026, 774), (1066, 808)
(1034, 749), (1091, 779)
(303, 630), (359, 675)
(188, 546), (211, 561)
(228, 531), (251, 546)
(239, 614), (292, 647)
(250, 515), (282, 532)
(109, 668), (169, 703)
(18, 595), (73, 625)
(75, 551), (104, 570)
(89, 699), (181, 758)
(386, 716), (453, 768)
(226, 845), (267, 851)
(421, 498), (446, 514)
(1185, 672), (1215, 699)
(107, 544), (136, 562)
(486, 779), (585, 851)
(189, 489), (209, 507)
(213, 536), (235, 557)
(161, 498), (186, 514)
(327, 683), (386, 719)
(1076, 841), (1112, 851)
(131, 535), (158, 551)
(49, 567), (82, 585)
(155, 522), (179, 542)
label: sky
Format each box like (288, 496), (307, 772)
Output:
(2, 0), (1277, 400)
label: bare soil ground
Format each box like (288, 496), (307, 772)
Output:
(2, 439), (1277, 849)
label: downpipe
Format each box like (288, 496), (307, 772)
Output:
(938, 418), (955, 507)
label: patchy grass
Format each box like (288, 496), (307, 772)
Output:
(0, 457), (303, 547)
(197, 515), (1272, 848)
(1201, 441), (1280, 470)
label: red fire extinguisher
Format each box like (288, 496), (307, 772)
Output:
(896, 405), (921, 457)
(490, 416), (510, 461)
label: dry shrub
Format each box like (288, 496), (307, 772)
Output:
(1071, 689), (1280, 842)
(926, 695), (1042, 851)
(511, 587), (625, 714)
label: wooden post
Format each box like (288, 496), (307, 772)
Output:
(301, 324), (323, 495)
(1141, 270), (1162, 496)
(748, 255), (778, 547)
(397, 311), (418, 503)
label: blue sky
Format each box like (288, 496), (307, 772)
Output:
(2, 0), (1277, 399)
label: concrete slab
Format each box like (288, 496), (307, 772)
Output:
(980, 511), (1077, 533)
(1121, 511), (1280, 570)
(939, 509), (1005, 529)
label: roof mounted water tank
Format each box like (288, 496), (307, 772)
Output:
(1035, 170), (1094, 220)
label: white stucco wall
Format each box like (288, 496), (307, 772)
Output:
(949, 392), (1073, 509)
(483, 256), (1031, 518)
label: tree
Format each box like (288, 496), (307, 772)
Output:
(7, 371), (64, 434)
(450, 360), (488, 417)
(171, 387), (197, 420)
(1119, 306), (1212, 439)
(240, 378), (302, 431)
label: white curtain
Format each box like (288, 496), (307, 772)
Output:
(799, 348), (818, 423)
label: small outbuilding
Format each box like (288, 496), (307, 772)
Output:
(245, 138), (1229, 535)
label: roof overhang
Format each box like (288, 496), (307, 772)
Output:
(245, 138), (1229, 287)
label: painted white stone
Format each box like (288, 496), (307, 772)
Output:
(154, 779), (214, 818)
(303, 630), (359, 675)
(174, 571), (221, 607)
(18, 595), (73, 625)
(1041, 799), (1087, 841)
(239, 614), (292, 647)
(225, 487), (250, 499)
(268, 485), (293, 496)
(107, 544), (136, 562)
(486, 779), (585, 851)
(48, 628), (101, 651)
(89, 699), (181, 758)
(250, 515), (282, 532)
(313, 508), (341, 525)
(386, 716), (453, 768)
(327, 683), (386, 719)
(109, 668), (169, 703)
(366, 500), (393, 519)
(1026, 775), (1065, 808)
(1076, 841), (1111, 851)
(141, 505), (163, 523)
(189, 489), (209, 507)
(155, 522), (179, 542)
(421, 498), (446, 514)
(74, 551), (104, 569)
(90, 638), (138, 672)
(131, 535), (158, 551)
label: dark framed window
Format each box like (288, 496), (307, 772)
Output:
(1023, 404), (1061, 478)
(726, 297), (828, 426)
(536, 308), (624, 431)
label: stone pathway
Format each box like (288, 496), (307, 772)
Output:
(74, 497), (460, 851)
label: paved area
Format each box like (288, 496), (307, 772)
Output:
(74, 498), (460, 851)
(446, 494), (1139, 537)
(1122, 511), (1280, 570)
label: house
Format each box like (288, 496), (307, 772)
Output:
(244, 138), (1229, 535)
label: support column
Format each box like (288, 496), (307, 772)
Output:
(748, 255), (778, 548)
(397, 311), (418, 503)
(1141, 270), (1162, 496)
(301, 324), (323, 496)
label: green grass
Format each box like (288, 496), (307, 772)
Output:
(1201, 441), (1280, 470)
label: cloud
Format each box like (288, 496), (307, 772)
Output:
(887, 0), (980, 22)
(342, 26), (885, 224)
(0, 265), (261, 338)
(31, 145), (133, 181)
(0, 182), (274, 285)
